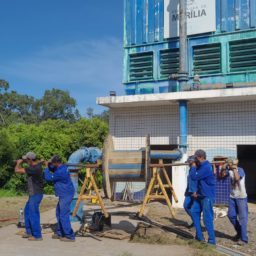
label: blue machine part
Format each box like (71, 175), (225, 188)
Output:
(67, 147), (102, 222)
(68, 148), (90, 171)
(150, 149), (182, 160)
(88, 147), (103, 163)
(70, 198), (84, 223)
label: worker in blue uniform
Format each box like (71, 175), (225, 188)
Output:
(190, 149), (216, 245)
(44, 155), (75, 242)
(221, 158), (248, 245)
(183, 155), (198, 228)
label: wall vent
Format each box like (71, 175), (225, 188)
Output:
(193, 43), (221, 75)
(129, 52), (153, 82)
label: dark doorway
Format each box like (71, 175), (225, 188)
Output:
(237, 145), (256, 201)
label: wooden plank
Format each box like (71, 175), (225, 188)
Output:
(109, 151), (144, 159)
(109, 169), (145, 175)
(109, 164), (145, 170)
(109, 158), (144, 164)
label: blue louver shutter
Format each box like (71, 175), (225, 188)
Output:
(160, 49), (179, 79)
(230, 38), (256, 72)
(129, 52), (153, 82)
(193, 44), (222, 75)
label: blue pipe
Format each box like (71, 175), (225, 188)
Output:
(150, 149), (182, 161)
(68, 147), (102, 192)
(179, 100), (188, 153)
(67, 147), (102, 222)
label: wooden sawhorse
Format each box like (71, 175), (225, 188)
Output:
(72, 167), (109, 219)
(138, 159), (178, 218)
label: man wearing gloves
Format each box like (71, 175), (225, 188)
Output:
(44, 155), (75, 242)
(190, 149), (216, 245)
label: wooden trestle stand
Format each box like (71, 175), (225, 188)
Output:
(72, 164), (109, 220)
(138, 159), (179, 218)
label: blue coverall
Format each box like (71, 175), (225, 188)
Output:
(183, 166), (198, 223)
(44, 164), (75, 240)
(227, 168), (248, 243)
(190, 160), (216, 245)
(24, 194), (43, 238)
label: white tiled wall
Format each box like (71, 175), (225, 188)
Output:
(110, 105), (180, 150)
(187, 100), (256, 159)
(110, 100), (256, 159)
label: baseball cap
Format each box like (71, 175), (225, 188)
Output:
(194, 149), (206, 159)
(185, 155), (196, 163)
(226, 157), (239, 165)
(22, 152), (37, 160)
(50, 155), (62, 163)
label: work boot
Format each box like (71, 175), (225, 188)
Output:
(187, 223), (194, 229)
(22, 233), (32, 238)
(237, 240), (248, 246)
(28, 236), (43, 241)
(232, 234), (240, 242)
(52, 234), (61, 239)
(60, 237), (75, 242)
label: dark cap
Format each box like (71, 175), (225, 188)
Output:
(194, 149), (206, 159)
(185, 155), (196, 164)
(50, 155), (62, 164)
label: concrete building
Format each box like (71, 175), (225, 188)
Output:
(97, 0), (256, 207)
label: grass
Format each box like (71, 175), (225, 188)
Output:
(0, 189), (23, 197)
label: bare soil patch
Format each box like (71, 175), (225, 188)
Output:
(0, 195), (57, 228)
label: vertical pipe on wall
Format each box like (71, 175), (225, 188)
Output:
(178, 0), (188, 92)
(179, 100), (188, 152)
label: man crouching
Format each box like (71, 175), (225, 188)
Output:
(44, 155), (75, 242)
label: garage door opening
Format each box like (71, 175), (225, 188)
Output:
(237, 145), (256, 202)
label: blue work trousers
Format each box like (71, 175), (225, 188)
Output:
(191, 197), (216, 245)
(24, 194), (43, 238)
(228, 197), (248, 243)
(183, 195), (194, 223)
(56, 194), (75, 240)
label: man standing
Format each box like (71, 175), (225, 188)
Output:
(183, 155), (198, 228)
(15, 152), (44, 241)
(190, 149), (216, 245)
(44, 155), (75, 242)
(221, 158), (248, 245)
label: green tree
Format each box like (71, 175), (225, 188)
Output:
(0, 130), (16, 187)
(40, 88), (80, 122)
(0, 79), (9, 91)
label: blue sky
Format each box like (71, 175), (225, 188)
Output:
(0, 0), (124, 115)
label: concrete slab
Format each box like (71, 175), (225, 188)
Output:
(97, 87), (256, 108)
(0, 202), (192, 256)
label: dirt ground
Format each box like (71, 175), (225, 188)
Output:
(0, 202), (193, 256)
(0, 195), (57, 228)
(146, 202), (256, 255)
(0, 197), (253, 255)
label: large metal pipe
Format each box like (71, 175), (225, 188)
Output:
(178, 0), (188, 151)
(178, 0), (188, 92)
(179, 100), (188, 152)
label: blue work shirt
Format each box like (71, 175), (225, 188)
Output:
(190, 160), (215, 199)
(44, 164), (75, 197)
(185, 166), (198, 196)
